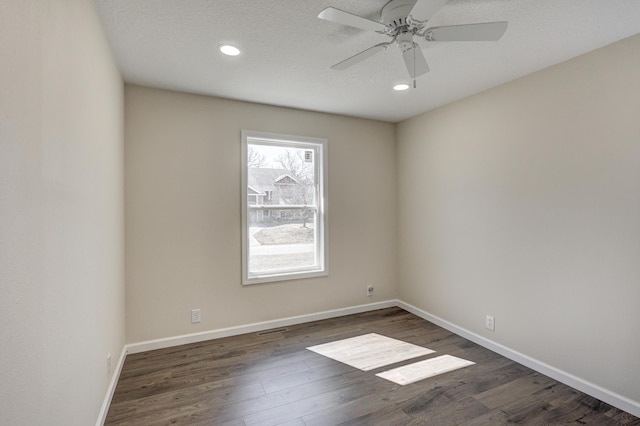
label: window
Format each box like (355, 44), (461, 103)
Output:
(241, 131), (328, 285)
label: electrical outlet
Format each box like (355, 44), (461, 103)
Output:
(191, 308), (201, 324)
(107, 353), (112, 376)
(486, 315), (495, 331)
(367, 285), (374, 297)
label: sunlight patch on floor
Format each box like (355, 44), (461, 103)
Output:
(307, 334), (475, 385)
(306, 333), (434, 371)
(376, 354), (475, 385)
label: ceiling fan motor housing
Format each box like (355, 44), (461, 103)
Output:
(380, 0), (416, 25)
(381, 0), (423, 49)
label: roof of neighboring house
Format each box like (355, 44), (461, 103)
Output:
(248, 168), (297, 195)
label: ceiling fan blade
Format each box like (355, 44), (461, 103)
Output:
(409, 0), (449, 22)
(425, 22), (508, 42)
(332, 43), (390, 70)
(402, 45), (429, 78)
(318, 7), (387, 32)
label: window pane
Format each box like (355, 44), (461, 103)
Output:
(249, 210), (317, 274)
(247, 144), (316, 206)
(242, 130), (327, 285)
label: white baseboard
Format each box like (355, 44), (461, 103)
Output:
(126, 300), (397, 354)
(95, 345), (127, 426)
(395, 299), (640, 418)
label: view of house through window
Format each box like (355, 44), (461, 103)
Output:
(242, 131), (327, 285)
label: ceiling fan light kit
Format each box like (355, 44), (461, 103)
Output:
(318, 0), (508, 88)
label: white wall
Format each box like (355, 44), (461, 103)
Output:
(0, 1), (125, 424)
(397, 34), (640, 406)
(125, 85), (397, 343)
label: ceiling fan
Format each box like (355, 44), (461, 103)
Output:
(318, 0), (508, 87)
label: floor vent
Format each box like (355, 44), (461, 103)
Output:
(257, 328), (288, 336)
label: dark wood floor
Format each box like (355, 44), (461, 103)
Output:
(105, 308), (639, 425)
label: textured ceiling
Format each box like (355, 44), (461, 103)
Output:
(94, 0), (640, 122)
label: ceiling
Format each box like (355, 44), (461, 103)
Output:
(93, 0), (640, 123)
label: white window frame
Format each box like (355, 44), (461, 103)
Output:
(241, 130), (328, 285)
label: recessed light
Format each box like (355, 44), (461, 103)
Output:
(393, 83), (410, 91)
(219, 44), (241, 56)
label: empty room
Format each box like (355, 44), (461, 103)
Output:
(2, 0), (640, 425)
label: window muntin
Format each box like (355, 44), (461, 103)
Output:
(241, 131), (328, 285)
